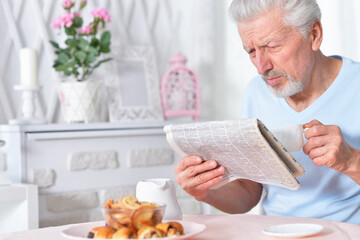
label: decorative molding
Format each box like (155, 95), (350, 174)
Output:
(29, 168), (56, 188)
(46, 191), (99, 213)
(67, 150), (118, 171)
(127, 148), (174, 168)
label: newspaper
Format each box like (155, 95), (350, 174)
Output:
(164, 118), (305, 191)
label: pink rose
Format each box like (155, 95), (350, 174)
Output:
(62, 0), (74, 9)
(79, 25), (94, 35)
(52, 16), (62, 29)
(91, 7), (111, 22)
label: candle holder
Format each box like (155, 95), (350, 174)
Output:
(9, 85), (47, 125)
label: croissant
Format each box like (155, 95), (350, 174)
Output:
(137, 226), (164, 239)
(112, 227), (137, 239)
(88, 226), (115, 239)
(156, 222), (184, 237)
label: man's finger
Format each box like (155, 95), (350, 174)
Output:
(175, 156), (203, 173)
(308, 145), (328, 160)
(185, 166), (225, 192)
(184, 160), (218, 178)
(303, 119), (323, 129)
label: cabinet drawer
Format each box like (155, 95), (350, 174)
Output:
(25, 128), (177, 194)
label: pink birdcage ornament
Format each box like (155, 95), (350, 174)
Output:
(160, 52), (201, 120)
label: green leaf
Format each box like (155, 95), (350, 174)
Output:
(74, 50), (87, 61)
(49, 40), (60, 49)
(64, 70), (72, 76)
(87, 53), (96, 63)
(88, 46), (99, 56)
(67, 61), (77, 68)
(93, 57), (112, 68)
(100, 31), (111, 45)
(100, 46), (110, 53)
(55, 64), (67, 71)
(73, 16), (83, 28)
(58, 53), (70, 64)
(65, 38), (76, 47)
(78, 38), (89, 51)
(90, 37), (99, 47)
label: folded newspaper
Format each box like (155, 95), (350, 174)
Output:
(164, 118), (305, 190)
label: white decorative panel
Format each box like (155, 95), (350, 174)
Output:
(67, 150), (118, 171)
(30, 168), (56, 188)
(0, 0), (219, 124)
(127, 148), (174, 167)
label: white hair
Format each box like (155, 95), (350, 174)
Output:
(229, 0), (321, 37)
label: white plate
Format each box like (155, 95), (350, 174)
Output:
(62, 220), (206, 240)
(262, 223), (324, 238)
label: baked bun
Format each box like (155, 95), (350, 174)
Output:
(137, 226), (164, 239)
(156, 222), (184, 237)
(132, 206), (162, 230)
(112, 227), (137, 239)
(88, 226), (115, 239)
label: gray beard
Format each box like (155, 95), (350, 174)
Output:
(262, 71), (304, 98)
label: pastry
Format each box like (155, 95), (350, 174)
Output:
(112, 227), (137, 239)
(106, 215), (132, 230)
(116, 196), (141, 210)
(87, 226), (114, 239)
(104, 199), (115, 209)
(139, 201), (160, 208)
(156, 222), (184, 237)
(137, 226), (164, 239)
(131, 206), (158, 230)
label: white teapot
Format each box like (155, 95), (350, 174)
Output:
(136, 178), (183, 220)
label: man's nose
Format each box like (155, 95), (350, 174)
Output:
(254, 51), (273, 75)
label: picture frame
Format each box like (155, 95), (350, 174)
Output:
(105, 45), (163, 122)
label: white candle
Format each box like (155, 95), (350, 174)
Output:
(20, 48), (38, 86)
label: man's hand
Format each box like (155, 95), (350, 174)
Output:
(175, 156), (225, 201)
(303, 120), (360, 184)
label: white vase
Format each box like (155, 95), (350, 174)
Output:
(58, 81), (100, 123)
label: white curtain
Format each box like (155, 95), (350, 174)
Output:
(215, 0), (360, 120)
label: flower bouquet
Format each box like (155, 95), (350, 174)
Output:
(50, 0), (112, 81)
(50, 0), (112, 123)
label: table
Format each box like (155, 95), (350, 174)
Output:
(0, 214), (359, 240)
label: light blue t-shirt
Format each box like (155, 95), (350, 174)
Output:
(240, 56), (360, 224)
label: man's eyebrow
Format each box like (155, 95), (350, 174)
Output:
(258, 40), (271, 47)
(243, 40), (271, 52)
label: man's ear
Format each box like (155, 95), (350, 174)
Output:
(311, 20), (323, 51)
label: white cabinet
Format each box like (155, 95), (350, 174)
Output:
(0, 184), (38, 233)
(0, 122), (182, 227)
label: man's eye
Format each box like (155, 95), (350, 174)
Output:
(248, 49), (255, 55)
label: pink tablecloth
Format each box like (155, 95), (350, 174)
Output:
(184, 214), (360, 239)
(0, 214), (359, 240)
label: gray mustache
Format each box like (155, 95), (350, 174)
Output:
(262, 71), (288, 80)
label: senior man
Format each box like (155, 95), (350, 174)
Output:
(175, 0), (360, 224)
